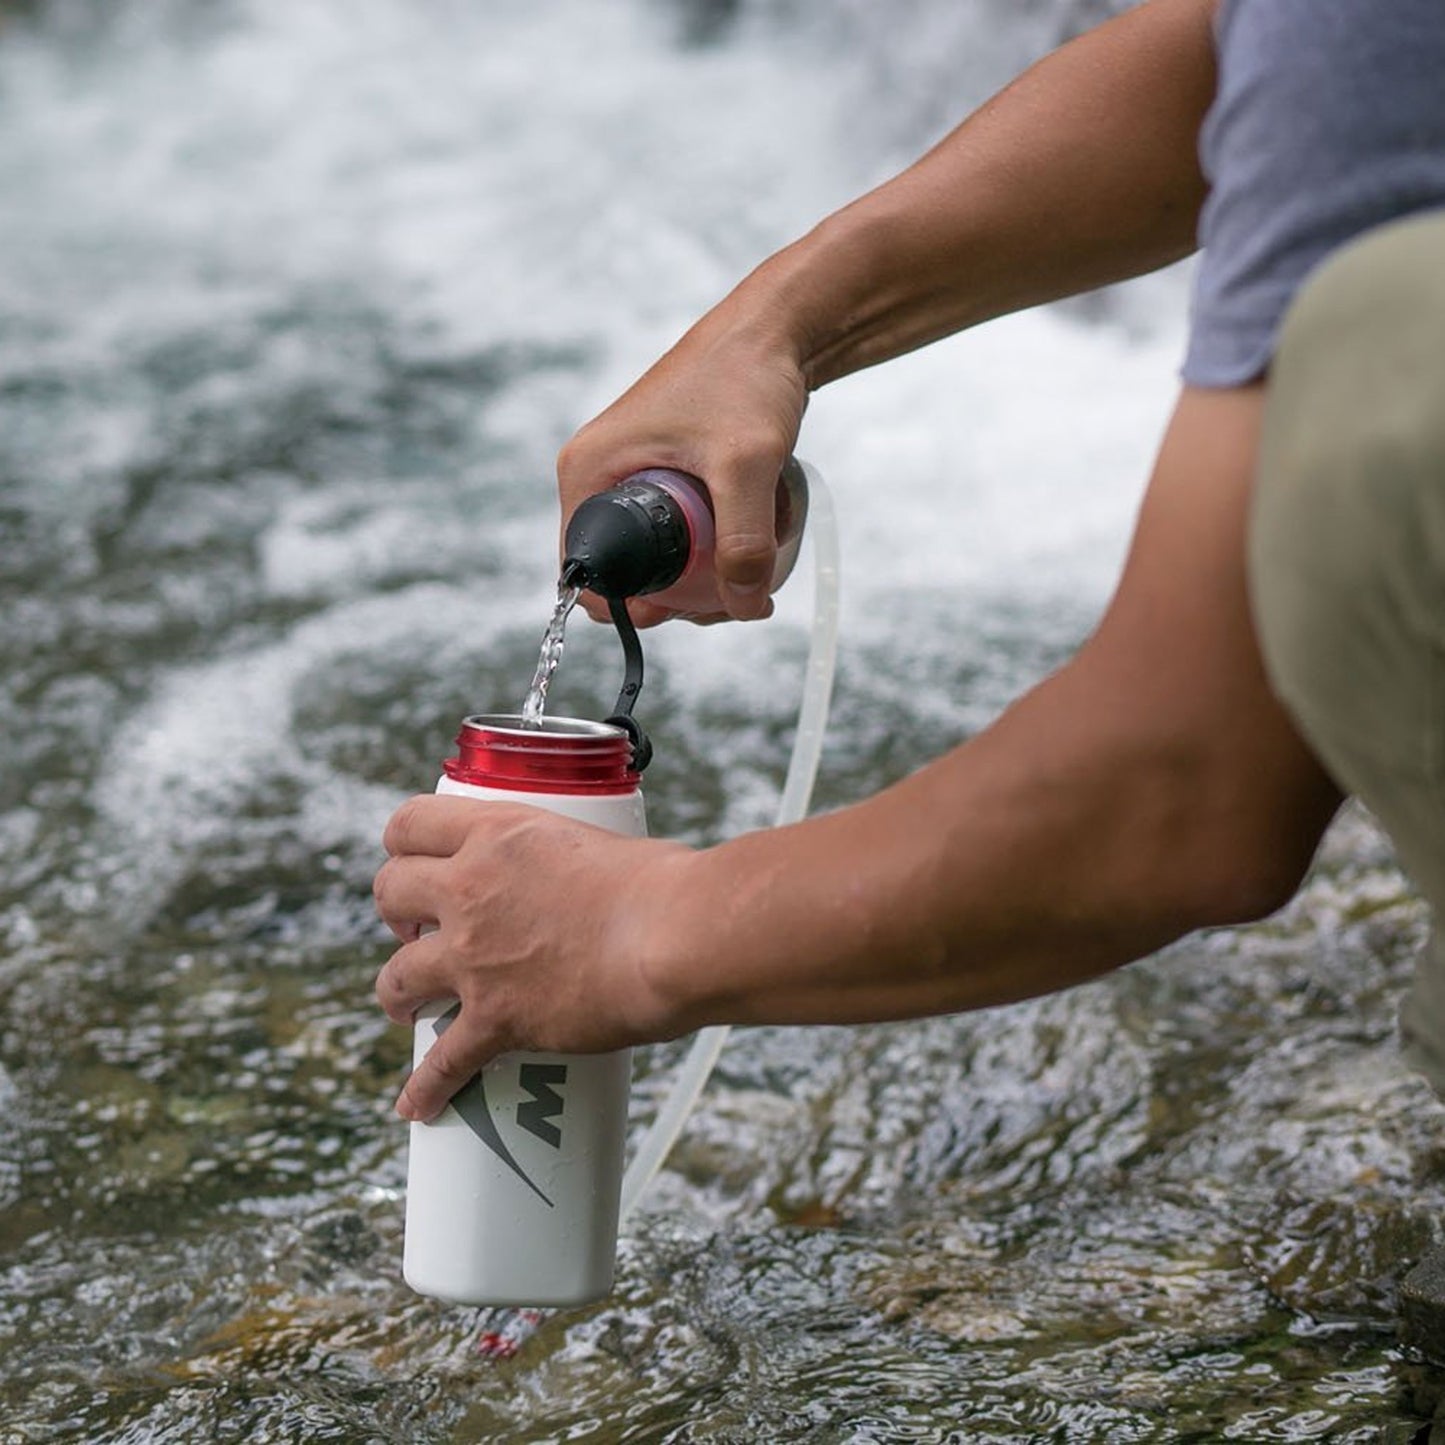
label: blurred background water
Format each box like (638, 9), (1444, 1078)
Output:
(1, 0), (1444, 1440)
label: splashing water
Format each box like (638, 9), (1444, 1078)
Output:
(520, 581), (581, 727)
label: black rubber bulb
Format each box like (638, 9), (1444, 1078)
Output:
(561, 475), (693, 600)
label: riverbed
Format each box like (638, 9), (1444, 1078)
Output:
(1, 1), (1442, 1440)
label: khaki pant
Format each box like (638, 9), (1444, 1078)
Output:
(1249, 208), (1445, 1093)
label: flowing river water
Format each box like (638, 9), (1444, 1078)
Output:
(2, 1), (1444, 1440)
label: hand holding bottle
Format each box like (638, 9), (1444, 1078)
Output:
(373, 790), (692, 1119)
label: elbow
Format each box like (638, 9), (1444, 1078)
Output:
(1116, 745), (1339, 941)
(1182, 833), (1316, 930)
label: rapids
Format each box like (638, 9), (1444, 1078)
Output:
(0, 1), (1441, 1439)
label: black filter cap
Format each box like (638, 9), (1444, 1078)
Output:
(562, 479), (690, 600)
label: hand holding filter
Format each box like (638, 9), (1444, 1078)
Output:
(561, 459), (811, 773)
(561, 459), (810, 613)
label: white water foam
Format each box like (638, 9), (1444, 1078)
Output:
(3, 0), (1190, 880)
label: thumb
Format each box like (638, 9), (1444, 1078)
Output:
(711, 460), (781, 621)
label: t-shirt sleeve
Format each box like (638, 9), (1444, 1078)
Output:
(1183, 0), (1445, 388)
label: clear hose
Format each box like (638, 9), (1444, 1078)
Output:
(618, 461), (841, 1226)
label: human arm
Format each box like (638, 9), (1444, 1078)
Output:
(561, 0), (1220, 624)
(377, 385), (1342, 1119)
(633, 387), (1340, 1027)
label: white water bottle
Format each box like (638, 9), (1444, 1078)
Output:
(402, 713), (646, 1307)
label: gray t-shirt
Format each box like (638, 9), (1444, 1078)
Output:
(1183, 0), (1445, 387)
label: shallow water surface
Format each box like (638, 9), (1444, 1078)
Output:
(2, 1), (1444, 1441)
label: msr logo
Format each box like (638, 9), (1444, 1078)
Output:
(516, 1063), (568, 1148)
(431, 1006), (564, 1208)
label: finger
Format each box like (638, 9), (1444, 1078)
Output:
(577, 588), (611, 624)
(374, 931), (454, 1026)
(557, 427), (674, 525)
(372, 854), (452, 942)
(577, 590), (671, 630)
(677, 598), (774, 627)
(382, 792), (501, 859)
(627, 597), (673, 629)
(398, 1006), (506, 1123)
(710, 452), (784, 620)
(557, 431), (717, 628)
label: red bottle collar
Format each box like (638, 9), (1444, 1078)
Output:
(443, 715), (640, 795)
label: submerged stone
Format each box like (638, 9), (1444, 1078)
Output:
(1401, 1245), (1445, 1363)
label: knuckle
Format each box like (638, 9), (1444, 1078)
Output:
(715, 530), (775, 565)
(433, 867), (465, 912)
(428, 1044), (478, 1089)
(449, 917), (481, 960)
(730, 428), (787, 472)
(371, 860), (395, 911)
(715, 532), (776, 584)
(484, 804), (539, 857)
(374, 959), (408, 1019)
(557, 427), (615, 504)
(556, 431), (590, 482)
(382, 796), (424, 856)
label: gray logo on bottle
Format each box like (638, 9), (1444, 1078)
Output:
(433, 1006), (567, 1209)
(516, 1063), (568, 1147)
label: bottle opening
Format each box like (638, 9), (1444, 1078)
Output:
(444, 714), (641, 795)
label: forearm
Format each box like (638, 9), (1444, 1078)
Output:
(558, 0), (1218, 618)
(726, 0), (1218, 388)
(653, 673), (1216, 1029)
(642, 387), (1343, 1032)
(383, 389), (1340, 1107)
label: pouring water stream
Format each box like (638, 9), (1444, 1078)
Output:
(520, 582), (582, 728)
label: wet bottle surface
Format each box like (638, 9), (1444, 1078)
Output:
(403, 714), (646, 1307)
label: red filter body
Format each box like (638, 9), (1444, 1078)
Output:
(644, 461), (808, 616)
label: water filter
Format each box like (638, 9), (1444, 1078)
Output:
(562, 457), (811, 614)
(402, 714), (646, 1307)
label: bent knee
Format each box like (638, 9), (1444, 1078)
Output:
(1249, 213), (1445, 741)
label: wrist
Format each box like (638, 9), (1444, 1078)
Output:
(680, 256), (815, 391)
(746, 198), (977, 391)
(616, 842), (722, 1041)
(731, 219), (876, 392)
(683, 213), (891, 396)
(606, 843), (708, 1040)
